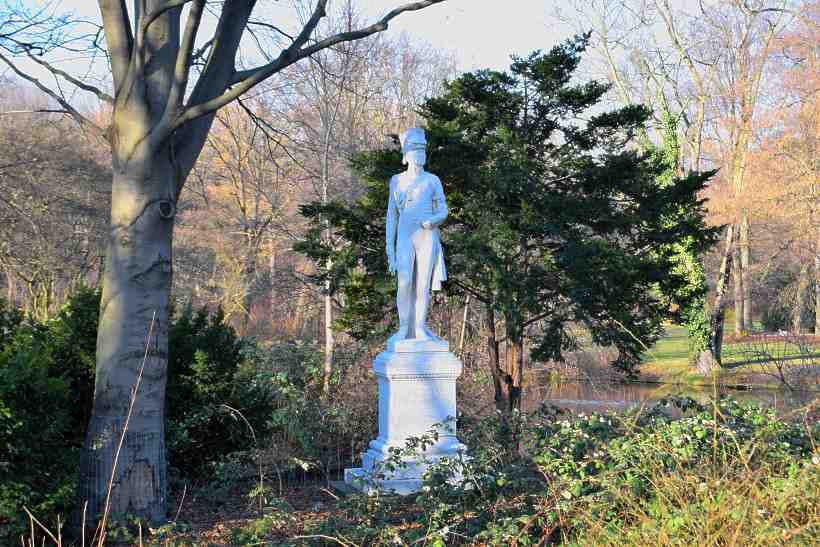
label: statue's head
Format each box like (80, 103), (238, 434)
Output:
(400, 127), (427, 167)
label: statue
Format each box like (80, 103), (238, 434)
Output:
(344, 128), (465, 494)
(386, 127), (448, 345)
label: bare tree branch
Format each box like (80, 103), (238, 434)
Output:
(191, 37), (214, 63)
(0, 109), (68, 115)
(247, 20), (295, 41)
(179, 0), (446, 128)
(0, 50), (107, 139)
(166, 0), (205, 116)
(26, 50), (113, 103)
(96, 0), (133, 91)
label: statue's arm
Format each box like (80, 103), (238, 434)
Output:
(427, 176), (449, 227)
(386, 177), (398, 265)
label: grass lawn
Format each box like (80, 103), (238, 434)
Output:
(640, 324), (820, 388)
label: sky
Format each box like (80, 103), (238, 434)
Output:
(1, 0), (582, 113)
(25, 0), (571, 73)
(352, 0), (569, 71)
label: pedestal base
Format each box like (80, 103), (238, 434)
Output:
(344, 341), (466, 495)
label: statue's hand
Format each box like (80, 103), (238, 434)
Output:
(387, 251), (397, 274)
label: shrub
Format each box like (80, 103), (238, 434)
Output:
(0, 323), (77, 540)
(243, 340), (377, 481)
(0, 298), (23, 350)
(46, 287), (100, 442)
(166, 305), (276, 477)
(304, 398), (820, 545)
(0, 292), (283, 539)
(0, 288), (100, 539)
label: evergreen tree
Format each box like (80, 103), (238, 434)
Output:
(298, 36), (718, 410)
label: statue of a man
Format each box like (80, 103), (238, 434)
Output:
(386, 127), (448, 345)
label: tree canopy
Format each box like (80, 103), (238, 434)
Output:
(299, 36), (719, 407)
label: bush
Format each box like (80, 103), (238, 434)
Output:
(0, 292), (284, 539)
(166, 305), (276, 477)
(245, 340), (376, 479)
(0, 298), (23, 349)
(0, 323), (78, 539)
(0, 288), (100, 539)
(305, 398), (820, 546)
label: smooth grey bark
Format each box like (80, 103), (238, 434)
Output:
(79, 164), (176, 522)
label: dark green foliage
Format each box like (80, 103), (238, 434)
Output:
(166, 305), (273, 476)
(0, 298), (23, 349)
(0, 293), (283, 538)
(0, 329), (77, 538)
(299, 36), (719, 376)
(647, 110), (711, 360)
(0, 289), (100, 540)
(46, 286), (100, 441)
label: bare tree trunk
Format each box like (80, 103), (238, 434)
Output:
(485, 306), (503, 410)
(458, 295), (471, 357)
(322, 260), (334, 394)
(701, 224), (735, 372)
(321, 129), (334, 394)
(501, 333), (524, 413)
(241, 249), (257, 334)
(740, 213), (752, 331)
(79, 157), (176, 524)
(793, 263), (810, 334)
(732, 240), (744, 336)
(816, 226), (820, 335)
(269, 243), (277, 335)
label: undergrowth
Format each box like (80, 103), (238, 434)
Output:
(293, 397), (819, 546)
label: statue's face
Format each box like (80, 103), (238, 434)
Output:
(404, 148), (427, 167)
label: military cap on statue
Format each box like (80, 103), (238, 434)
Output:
(399, 127), (427, 153)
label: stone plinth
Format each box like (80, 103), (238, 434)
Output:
(344, 340), (466, 495)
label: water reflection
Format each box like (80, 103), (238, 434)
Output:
(525, 380), (819, 415)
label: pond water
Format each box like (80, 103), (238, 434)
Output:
(523, 380), (819, 415)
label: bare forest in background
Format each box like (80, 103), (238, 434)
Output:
(1, 27), (457, 342)
(1, 0), (818, 360)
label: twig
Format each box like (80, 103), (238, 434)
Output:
(22, 507), (59, 546)
(173, 484), (187, 523)
(291, 535), (358, 547)
(81, 501), (87, 547)
(96, 310), (158, 547)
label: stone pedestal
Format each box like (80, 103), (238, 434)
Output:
(344, 340), (466, 494)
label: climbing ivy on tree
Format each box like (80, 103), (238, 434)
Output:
(648, 108), (711, 360)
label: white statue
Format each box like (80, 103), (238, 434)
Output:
(344, 127), (464, 493)
(386, 127), (448, 345)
